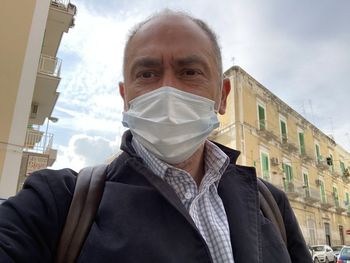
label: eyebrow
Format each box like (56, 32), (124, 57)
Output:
(174, 55), (209, 70)
(129, 54), (210, 76)
(129, 57), (163, 76)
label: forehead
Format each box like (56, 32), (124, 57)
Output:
(125, 15), (215, 70)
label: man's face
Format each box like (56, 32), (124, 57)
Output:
(120, 14), (230, 114)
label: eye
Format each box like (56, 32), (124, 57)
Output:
(181, 69), (202, 77)
(141, 71), (155, 78)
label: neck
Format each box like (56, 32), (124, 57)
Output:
(174, 144), (205, 186)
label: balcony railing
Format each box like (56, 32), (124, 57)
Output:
(256, 120), (277, 141)
(316, 159), (329, 171)
(38, 54), (62, 78)
(334, 199), (347, 214)
(51, 0), (77, 14)
(24, 129), (54, 154)
(283, 179), (303, 199)
(320, 194), (335, 209)
(281, 134), (299, 153)
(301, 186), (321, 204)
(299, 152), (314, 163)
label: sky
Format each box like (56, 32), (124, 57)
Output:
(48, 0), (350, 171)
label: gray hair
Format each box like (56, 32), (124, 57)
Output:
(122, 9), (222, 81)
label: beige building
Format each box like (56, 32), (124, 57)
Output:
(0, 0), (76, 198)
(211, 66), (350, 246)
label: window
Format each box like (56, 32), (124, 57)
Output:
(340, 161), (346, 174)
(283, 163), (293, 182)
(329, 153), (334, 173)
(298, 132), (305, 155)
(307, 219), (316, 245)
(324, 222), (331, 246)
(320, 180), (326, 203)
(280, 119), (287, 143)
(333, 186), (339, 207)
(260, 152), (270, 180)
(282, 162), (293, 192)
(303, 173), (310, 197)
(339, 225), (345, 245)
(346, 192), (350, 212)
(258, 104), (266, 130)
(315, 144), (321, 162)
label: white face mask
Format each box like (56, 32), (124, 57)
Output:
(122, 87), (219, 164)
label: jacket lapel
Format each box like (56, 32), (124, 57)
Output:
(218, 165), (262, 263)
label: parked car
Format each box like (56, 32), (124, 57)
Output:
(337, 246), (350, 263)
(333, 246), (345, 260)
(311, 245), (336, 263)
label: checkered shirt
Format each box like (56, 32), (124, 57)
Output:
(132, 138), (234, 263)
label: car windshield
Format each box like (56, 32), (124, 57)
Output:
(333, 246), (343, 252)
(312, 246), (325, 252)
(341, 248), (350, 256)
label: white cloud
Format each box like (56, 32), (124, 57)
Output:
(51, 134), (121, 171)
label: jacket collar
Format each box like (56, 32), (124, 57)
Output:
(119, 130), (261, 263)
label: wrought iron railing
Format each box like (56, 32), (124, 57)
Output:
(24, 129), (54, 154)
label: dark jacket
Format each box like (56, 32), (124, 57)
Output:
(0, 131), (312, 262)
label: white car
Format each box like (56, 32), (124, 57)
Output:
(311, 245), (336, 263)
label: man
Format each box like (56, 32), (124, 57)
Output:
(0, 10), (312, 263)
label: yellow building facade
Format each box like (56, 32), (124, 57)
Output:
(212, 66), (350, 246)
(0, 0), (76, 198)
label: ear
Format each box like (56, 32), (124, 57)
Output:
(119, 81), (128, 111)
(218, 78), (231, 115)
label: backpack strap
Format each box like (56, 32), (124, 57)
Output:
(257, 178), (287, 245)
(56, 164), (108, 263)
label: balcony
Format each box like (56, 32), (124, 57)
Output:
(256, 120), (277, 142)
(24, 129), (53, 153)
(299, 152), (314, 164)
(209, 123), (235, 140)
(51, 0), (77, 16)
(38, 54), (62, 78)
(301, 187), (321, 204)
(320, 194), (335, 209)
(283, 179), (303, 199)
(281, 135), (299, 153)
(29, 55), (61, 125)
(24, 129), (57, 167)
(316, 159), (329, 172)
(334, 200), (347, 214)
(42, 1), (77, 57)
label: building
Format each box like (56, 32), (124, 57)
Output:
(211, 66), (350, 246)
(0, 0), (76, 198)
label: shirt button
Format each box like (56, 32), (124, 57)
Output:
(184, 192), (192, 200)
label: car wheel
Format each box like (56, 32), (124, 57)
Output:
(314, 258), (320, 263)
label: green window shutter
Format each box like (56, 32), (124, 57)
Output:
(299, 133), (305, 154)
(346, 192), (350, 204)
(340, 161), (346, 173)
(280, 120), (287, 140)
(303, 173), (310, 197)
(330, 154), (334, 172)
(258, 105), (265, 129)
(333, 187), (339, 207)
(303, 173), (309, 187)
(315, 144), (321, 161)
(320, 181), (326, 203)
(261, 153), (269, 179)
(284, 164), (293, 182)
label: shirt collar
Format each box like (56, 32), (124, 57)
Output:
(131, 137), (229, 187)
